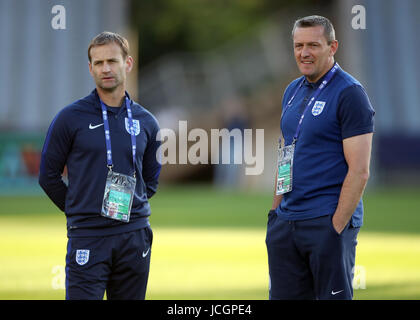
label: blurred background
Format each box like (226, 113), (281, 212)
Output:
(0, 0), (419, 300)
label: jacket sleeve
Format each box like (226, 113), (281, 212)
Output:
(141, 115), (162, 199)
(38, 109), (72, 211)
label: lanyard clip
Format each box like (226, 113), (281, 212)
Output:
(107, 165), (113, 172)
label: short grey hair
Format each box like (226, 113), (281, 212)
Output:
(292, 15), (336, 44)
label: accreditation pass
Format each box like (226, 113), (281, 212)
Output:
(276, 143), (294, 195)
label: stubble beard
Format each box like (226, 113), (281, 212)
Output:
(97, 77), (122, 93)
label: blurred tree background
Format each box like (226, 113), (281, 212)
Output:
(131, 0), (332, 66)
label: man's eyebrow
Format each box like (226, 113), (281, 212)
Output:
(92, 57), (119, 63)
(294, 41), (321, 46)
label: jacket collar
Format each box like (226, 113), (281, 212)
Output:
(303, 63), (337, 89)
(90, 88), (132, 110)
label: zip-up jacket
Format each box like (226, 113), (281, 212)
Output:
(39, 89), (161, 237)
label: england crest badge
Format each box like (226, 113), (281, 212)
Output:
(125, 118), (140, 136)
(75, 249), (90, 266)
(312, 101), (326, 116)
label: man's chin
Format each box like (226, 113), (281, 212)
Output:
(98, 84), (118, 92)
(299, 70), (318, 82)
(298, 67), (314, 77)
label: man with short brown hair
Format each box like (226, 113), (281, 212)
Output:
(88, 31), (129, 62)
(39, 31), (161, 300)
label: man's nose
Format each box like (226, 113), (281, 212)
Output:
(102, 62), (111, 73)
(301, 45), (310, 57)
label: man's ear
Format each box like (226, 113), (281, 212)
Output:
(330, 40), (339, 57)
(125, 56), (134, 73)
(88, 62), (93, 76)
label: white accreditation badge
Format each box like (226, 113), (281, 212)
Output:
(276, 143), (295, 195)
(101, 169), (136, 223)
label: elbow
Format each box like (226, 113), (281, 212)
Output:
(146, 185), (158, 199)
(348, 167), (370, 184)
(38, 170), (56, 194)
(364, 170), (370, 181)
(351, 168), (370, 184)
(360, 171), (370, 185)
(38, 159), (49, 189)
(38, 172), (48, 190)
(360, 167), (370, 182)
(145, 180), (159, 199)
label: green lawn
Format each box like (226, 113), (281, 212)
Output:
(0, 185), (419, 300)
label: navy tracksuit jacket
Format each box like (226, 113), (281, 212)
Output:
(39, 89), (161, 299)
(39, 89), (161, 237)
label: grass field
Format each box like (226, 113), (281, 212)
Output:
(0, 185), (419, 300)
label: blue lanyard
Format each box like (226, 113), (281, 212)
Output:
(283, 63), (340, 144)
(100, 96), (137, 178)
